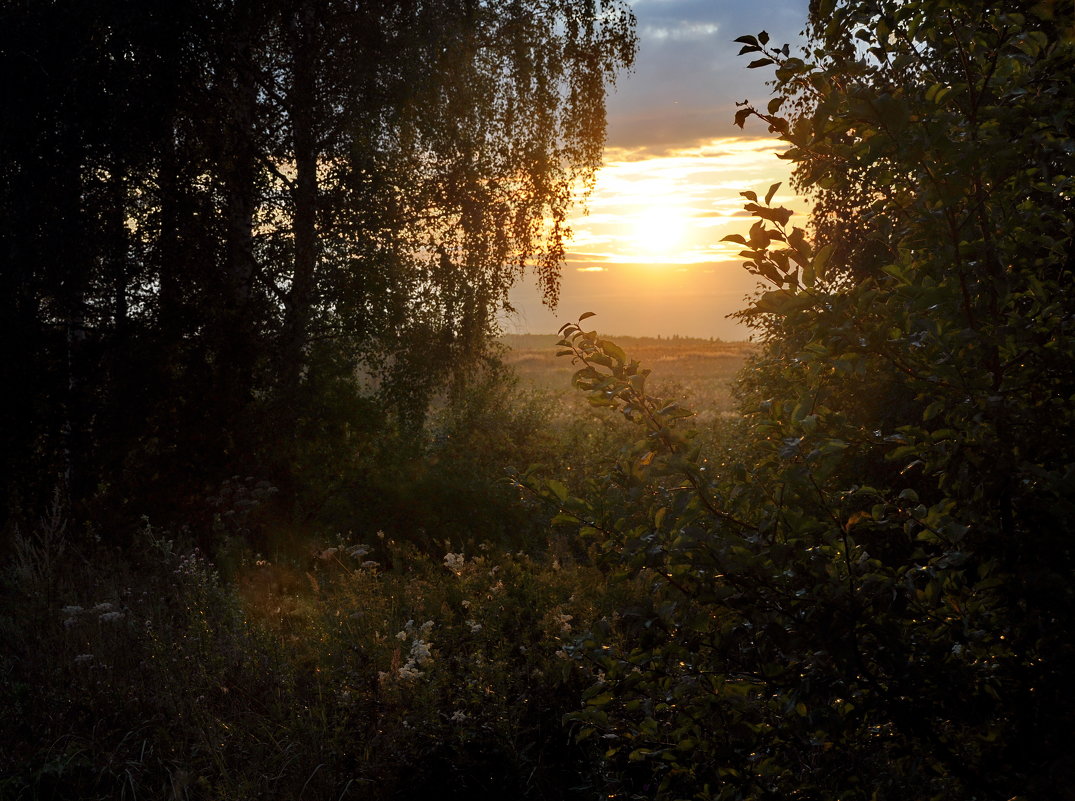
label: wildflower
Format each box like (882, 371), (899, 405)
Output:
(74, 654), (94, 664)
(555, 650), (570, 660)
(420, 620), (434, 633)
(444, 552), (466, 574)
(397, 665), (423, 680)
(61, 605), (83, 616)
(450, 710), (469, 722)
(63, 617), (79, 628)
(410, 638), (432, 665)
(558, 613), (573, 633)
(92, 602), (114, 613)
(98, 611), (124, 623)
(347, 544), (369, 559)
(466, 620), (482, 633)
(395, 630), (408, 641)
(361, 560), (379, 570)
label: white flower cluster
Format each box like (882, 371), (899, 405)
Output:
(382, 620), (435, 682)
(174, 549), (216, 584)
(398, 637), (432, 680)
(61, 601), (125, 628)
(443, 552), (466, 575)
(320, 542), (372, 563)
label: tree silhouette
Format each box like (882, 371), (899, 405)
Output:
(0, 0), (637, 533)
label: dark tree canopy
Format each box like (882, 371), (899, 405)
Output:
(541, 2), (1075, 799)
(0, 0), (636, 531)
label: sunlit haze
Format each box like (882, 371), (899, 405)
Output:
(502, 0), (811, 340)
(504, 137), (804, 340)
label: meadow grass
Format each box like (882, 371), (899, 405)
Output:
(1, 335), (754, 800)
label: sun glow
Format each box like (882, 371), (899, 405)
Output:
(563, 137), (799, 265)
(503, 136), (806, 339)
(628, 205), (690, 258)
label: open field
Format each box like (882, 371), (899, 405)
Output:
(499, 333), (758, 417)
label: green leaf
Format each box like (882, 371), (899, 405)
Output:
(546, 479), (569, 502)
(587, 692), (614, 707)
(922, 399), (944, 421)
(811, 242), (835, 281)
(572, 366), (598, 384)
(658, 403), (694, 419)
(754, 205), (793, 227)
(600, 339), (627, 364)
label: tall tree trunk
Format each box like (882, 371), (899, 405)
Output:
(215, 3), (262, 461)
(277, 3), (319, 436)
(56, 148), (90, 515)
(158, 122), (183, 345)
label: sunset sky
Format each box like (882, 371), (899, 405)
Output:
(504, 0), (810, 340)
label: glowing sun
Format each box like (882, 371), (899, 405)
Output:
(628, 205), (690, 260)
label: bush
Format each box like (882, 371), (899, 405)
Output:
(530, 3), (1075, 796)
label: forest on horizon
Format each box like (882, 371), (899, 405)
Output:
(3, 1), (1074, 799)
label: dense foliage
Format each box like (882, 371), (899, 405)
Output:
(538, 2), (1075, 799)
(0, 0), (636, 536)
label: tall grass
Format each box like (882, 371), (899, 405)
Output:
(2, 518), (644, 799)
(1, 337), (751, 799)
